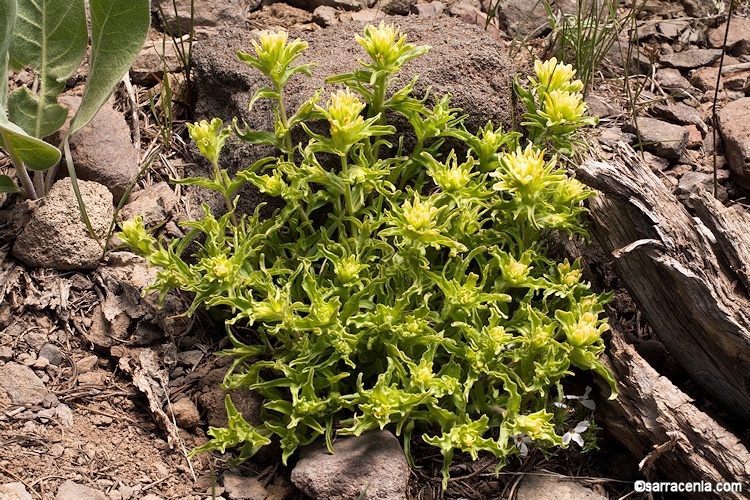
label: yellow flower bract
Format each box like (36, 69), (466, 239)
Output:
(534, 57), (584, 93)
(403, 197), (439, 232)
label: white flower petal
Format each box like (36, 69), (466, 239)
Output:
(572, 433), (584, 447)
(582, 399), (596, 411)
(519, 442), (528, 457)
(562, 432), (572, 444)
(574, 420), (590, 433)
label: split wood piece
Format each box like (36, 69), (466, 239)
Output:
(594, 328), (750, 497)
(577, 142), (750, 423)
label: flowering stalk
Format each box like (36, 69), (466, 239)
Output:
(515, 57), (598, 155)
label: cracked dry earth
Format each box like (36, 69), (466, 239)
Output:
(2, 0), (750, 499)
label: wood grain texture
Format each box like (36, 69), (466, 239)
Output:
(577, 143), (750, 423)
(595, 329), (750, 497)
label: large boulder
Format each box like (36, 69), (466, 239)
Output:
(12, 179), (113, 271)
(190, 15), (523, 216)
(57, 95), (140, 203)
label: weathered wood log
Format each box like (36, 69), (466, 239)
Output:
(577, 143), (750, 423)
(595, 328), (750, 498)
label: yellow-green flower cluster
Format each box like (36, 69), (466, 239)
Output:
(356, 22), (430, 72)
(539, 89), (595, 130)
(238, 30), (309, 86)
(556, 298), (610, 348)
(187, 118), (231, 168)
(532, 57), (583, 93)
(516, 57), (598, 153)
(492, 144), (561, 195)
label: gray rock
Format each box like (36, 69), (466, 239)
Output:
(0, 362), (50, 406)
(130, 30), (184, 86)
(287, 0), (370, 12)
(338, 8), (383, 23)
(222, 473), (268, 500)
(38, 343), (64, 366)
(585, 94), (622, 119)
(199, 388), (264, 429)
(596, 127), (635, 149)
(12, 178), (113, 271)
(381, 0), (416, 15)
(516, 475), (606, 500)
(717, 96), (750, 189)
(623, 117), (688, 160)
(76, 355), (99, 374)
(490, 0), (576, 38)
(605, 38), (652, 76)
(0, 346), (12, 361)
(191, 16), (522, 217)
(291, 430), (409, 500)
(641, 151), (671, 173)
(171, 397), (201, 428)
(411, 1), (444, 17)
(651, 102), (708, 133)
(24, 332), (47, 351)
(58, 96), (139, 202)
(660, 48), (722, 70)
(657, 19), (690, 40)
(177, 349), (204, 367)
(677, 170), (713, 196)
(708, 16), (750, 56)
(56, 403), (75, 427)
(0, 482), (33, 500)
(117, 485), (141, 500)
(448, 0), (509, 43)
(154, 0), (261, 35)
(680, 0), (720, 19)
(117, 182), (178, 227)
(654, 68), (691, 92)
(312, 5), (338, 26)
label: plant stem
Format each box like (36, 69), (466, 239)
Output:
(369, 72), (388, 160)
(214, 161), (238, 226)
(275, 82), (294, 161)
(341, 155), (357, 237)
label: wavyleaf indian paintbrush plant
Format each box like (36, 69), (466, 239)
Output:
(120, 22), (612, 487)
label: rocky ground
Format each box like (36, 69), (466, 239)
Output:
(1, 0), (750, 499)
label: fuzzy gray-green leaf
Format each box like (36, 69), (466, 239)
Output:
(0, 118), (61, 170)
(0, 0), (17, 110)
(8, 84), (67, 138)
(68, 0), (150, 136)
(8, 0), (87, 80)
(7, 0), (86, 138)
